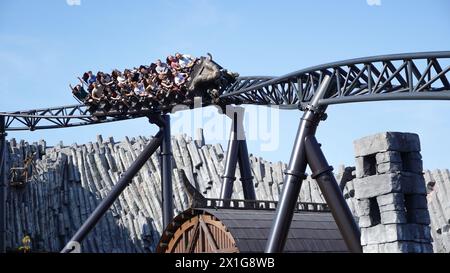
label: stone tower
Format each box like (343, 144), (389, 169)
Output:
(353, 132), (433, 253)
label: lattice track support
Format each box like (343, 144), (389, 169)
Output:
(265, 75), (361, 253)
(220, 106), (256, 202)
(219, 52), (450, 108)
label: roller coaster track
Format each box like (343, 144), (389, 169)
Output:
(1, 51), (449, 131)
(221, 51), (450, 108)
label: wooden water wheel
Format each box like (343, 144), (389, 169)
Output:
(161, 213), (238, 253)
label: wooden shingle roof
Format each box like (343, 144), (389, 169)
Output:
(203, 208), (348, 253)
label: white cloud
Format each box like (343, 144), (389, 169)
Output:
(66, 0), (81, 6)
(367, 0), (381, 6)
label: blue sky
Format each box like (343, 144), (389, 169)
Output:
(1, 0), (449, 171)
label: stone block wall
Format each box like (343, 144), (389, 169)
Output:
(352, 132), (432, 253)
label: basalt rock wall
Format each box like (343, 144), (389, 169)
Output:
(2, 132), (449, 252)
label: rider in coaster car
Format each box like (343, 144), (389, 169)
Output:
(155, 59), (169, 75)
(70, 84), (89, 102)
(167, 55), (181, 71)
(91, 82), (105, 102)
(132, 81), (146, 97)
(87, 71), (97, 84)
(143, 74), (160, 102)
(175, 53), (196, 72)
(160, 73), (174, 102)
(74, 52), (235, 110)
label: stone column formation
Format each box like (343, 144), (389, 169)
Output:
(423, 169), (450, 252)
(3, 131), (328, 252)
(351, 132), (432, 253)
(2, 131), (450, 252)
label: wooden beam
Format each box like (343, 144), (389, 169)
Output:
(199, 215), (219, 253)
(186, 220), (200, 253)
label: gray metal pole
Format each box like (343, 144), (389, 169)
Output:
(265, 75), (332, 253)
(61, 128), (164, 253)
(161, 114), (173, 229)
(238, 139), (256, 200)
(219, 112), (240, 200)
(0, 116), (6, 253)
(305, 135), (362, 253)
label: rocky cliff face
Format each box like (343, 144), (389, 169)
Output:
(2, 133), (449, 252)
(3, 133), (330, 253)
(423, 169), (450, 252)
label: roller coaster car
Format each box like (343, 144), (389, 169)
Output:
(186, 55), (237, 100)
(84, 54), (237, 117)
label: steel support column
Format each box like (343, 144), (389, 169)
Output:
(0, 116), (6, 253)
(61, 117), (164, 253)
(219, 112), (240, 200)
(265, 75), (332, 253)
(305, 136), (362, 252)
(220, 106), (256, 201)
(161, 114), (173, 229)
(238, 139), (256, 200)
